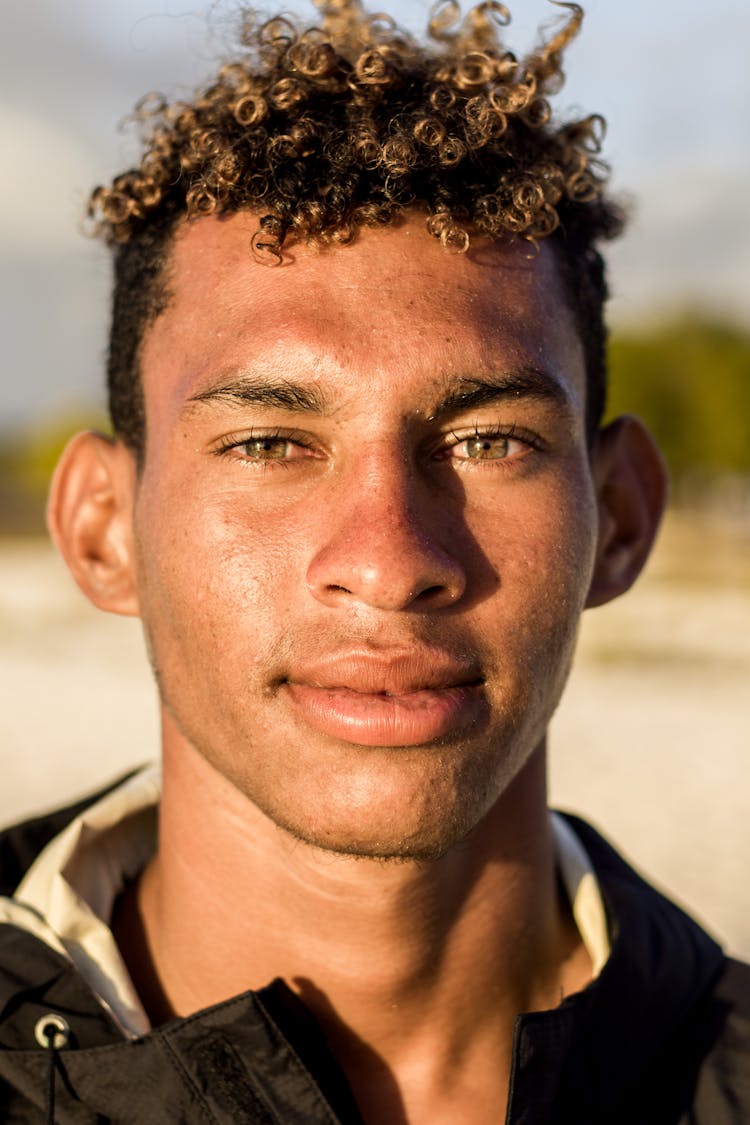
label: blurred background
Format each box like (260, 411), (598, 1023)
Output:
(1, 1), (748, 955)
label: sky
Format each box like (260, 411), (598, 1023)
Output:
(1, 0), (749, 428)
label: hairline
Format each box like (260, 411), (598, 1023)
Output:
(123, 213), (601, 470)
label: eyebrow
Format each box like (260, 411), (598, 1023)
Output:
(429, 369), (573, 421)
(186, 374), (328, 415)
(183, 366), (573, 420)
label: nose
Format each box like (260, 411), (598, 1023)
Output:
(306, 459), (467, 612)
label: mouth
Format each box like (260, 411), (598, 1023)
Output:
(282, 652), (486, 747)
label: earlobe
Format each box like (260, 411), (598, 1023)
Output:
(46, 431), (140, 616)
(586, 415), (668, 609)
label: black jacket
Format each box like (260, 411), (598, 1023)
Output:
(0, 786), (747, 1124)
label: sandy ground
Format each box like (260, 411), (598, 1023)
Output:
(1, 512), (748, 958)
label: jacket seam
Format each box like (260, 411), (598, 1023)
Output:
(160, 1032), (222, 1125)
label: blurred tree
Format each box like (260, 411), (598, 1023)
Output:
(607, 316), (750, 484)
(0, 411), (109, 534)
(2, 315), (750, 532)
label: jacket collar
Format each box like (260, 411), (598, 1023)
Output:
(504, 815), (724, 1121)
(0, 810), (726, 1123)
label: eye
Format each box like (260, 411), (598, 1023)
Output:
(456, 434), (513, 460)
(212, 429), (316, 465)
(441, 427), (533, 463)
(238, 436), (295, 460)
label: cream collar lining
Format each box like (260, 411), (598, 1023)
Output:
(5, 768), (610, 1039)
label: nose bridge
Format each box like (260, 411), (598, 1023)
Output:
(356, 439), (422, 534)
(306, 439), (465, 611)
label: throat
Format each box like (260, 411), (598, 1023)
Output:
(110, 865), (176, 1027)
(109, 843), (592, 1125)
(107, 748), (594, 1119)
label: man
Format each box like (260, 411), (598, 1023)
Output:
(0, 1), (747, 1121)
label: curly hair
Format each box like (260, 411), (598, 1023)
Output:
(88, 0), (624, 457)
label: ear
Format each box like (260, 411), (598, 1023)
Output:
(46, 431), (140, 616)
(586, 415), (668, 609)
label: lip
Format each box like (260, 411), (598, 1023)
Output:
(282, 650), (485, 747)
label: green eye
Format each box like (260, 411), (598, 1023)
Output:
(241, 437), (290, 459)
(463, 436), (510, 460)
(213, 428), (317, 467)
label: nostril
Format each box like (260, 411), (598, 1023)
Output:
(308, 526), (466, 611)
(418, 583), (460, 605)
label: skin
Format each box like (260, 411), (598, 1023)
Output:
(134, 215), (598, 859)
(49, 212), (666, 1123)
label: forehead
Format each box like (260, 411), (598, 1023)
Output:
(140, 212), (585, 417)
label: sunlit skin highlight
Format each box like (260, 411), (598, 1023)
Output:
(48, 213), (666, 1123)
(131, 213), (597, 860)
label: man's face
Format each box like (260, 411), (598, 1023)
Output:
(131, 214), (599, 859)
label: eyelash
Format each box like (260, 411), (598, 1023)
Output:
(440, 423), (541, 457)
(211, 428), (314, 464)
(211, 423), (544, 468)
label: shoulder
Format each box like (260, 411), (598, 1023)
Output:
(714, 955), (750, 1011)
(559, 812), (750, 1121)
(0, 772), (139, 895)
(709, 955), (750, 1052)
(681, 957), (750, 1123)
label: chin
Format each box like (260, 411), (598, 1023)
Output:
(276, 808), (478, 863)
(236, 740), (529, 863)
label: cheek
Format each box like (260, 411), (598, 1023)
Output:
(467, 462), (598, 603)
(132, 480), (306, 671)
(471, 467), (598, 729)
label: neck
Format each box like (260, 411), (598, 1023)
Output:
(115, 726), (591, 1123)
